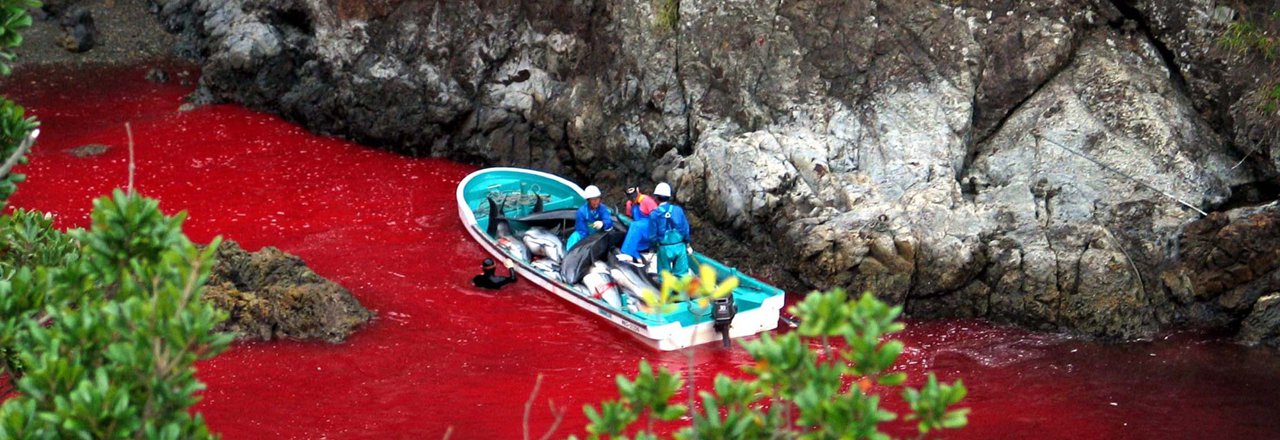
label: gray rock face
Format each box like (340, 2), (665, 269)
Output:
(151, 0), (1278, 341)
(1240, 293), (1280, 348)
(1121, 0), (1280, 177)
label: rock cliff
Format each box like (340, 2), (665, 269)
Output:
(149, 0), (1280, 342)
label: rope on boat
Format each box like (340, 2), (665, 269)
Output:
(474, 187), (551, 216)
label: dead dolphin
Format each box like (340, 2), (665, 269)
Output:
(485, 197), (513, 237)
(560, 230), (617, 284)
(512, 208), (578, 230)
(486, 197), (530, 261)
(513, 206), (631, 235)
(523, 226), (566, 262)
(608, 252), (658, 302)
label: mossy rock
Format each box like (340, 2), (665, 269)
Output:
(203, 240), (375, 343)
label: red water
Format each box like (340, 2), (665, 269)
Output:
(6, 64), (1280, 439)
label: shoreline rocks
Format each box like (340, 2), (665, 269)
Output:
(138, 0), (1280, 342)
(12, 0), (179, 67)
(1163, 201), (1280, 346)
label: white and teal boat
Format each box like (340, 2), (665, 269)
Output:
(456, 167), (786, 350)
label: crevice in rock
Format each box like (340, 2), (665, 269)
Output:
(270, 5), (314, 36)
(1106, 0), (1189, 94)
(958, 42), (1081, 195)
(675, 17), (695, 157)
(959, 71), (982, 198)
(748, 0), (787, 100)
(1071, 234), (1092, 300)
(437, 107), (476, 159)
(1216, 177), (1280, 211)
(906, 232), (921, 298)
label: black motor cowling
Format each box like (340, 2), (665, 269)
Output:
(712, 296), (737, 347)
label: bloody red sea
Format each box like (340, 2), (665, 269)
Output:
(5, 63), (1280, 439)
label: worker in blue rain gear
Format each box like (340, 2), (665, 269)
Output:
(619, 185), (659, 264)
(566, 185), (614, 250)
(648, 182), (693, 276)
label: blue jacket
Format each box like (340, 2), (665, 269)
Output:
(648, 203), (690, 246)
(575, 203), (614, 238)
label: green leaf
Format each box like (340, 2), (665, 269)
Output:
(942, 409), (970, 429)
(659, 405), (687, 420)
(877, 372), (907, 386)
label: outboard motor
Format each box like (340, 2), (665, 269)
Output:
(712, 295), (737, 348)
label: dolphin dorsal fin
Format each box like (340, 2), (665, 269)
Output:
(486, 197), (506, 236)
(533, 194), (544, 213)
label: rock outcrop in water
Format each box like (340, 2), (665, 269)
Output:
(1161, 201), (1280, 346)
(204, 240), (374, 343)
(1240, 293), (1280, 348)
(150, 0), (1279, 341)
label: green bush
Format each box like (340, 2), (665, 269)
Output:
(1264, 83), (1280, 114)
(0, 0), (40, 203)
(0, 0), (40, 76)
(0, 209), (77, 277)
(0, 95), (37, 203)
(575, 288), (969, 440)
(0, 191), (233, 439)
(0, 4), (228, 438)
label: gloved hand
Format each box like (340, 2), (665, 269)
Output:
(591, 221), (604, 230)
(686, 245), (694, 256)
(504, 258), (514, 268)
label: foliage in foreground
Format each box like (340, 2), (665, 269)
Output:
(0, 3), (227, 437)
(0, 191), (233, 439)
(0, 0), (40, 76)
(0, 0), (40, 201)
(577, 281), (969, 439)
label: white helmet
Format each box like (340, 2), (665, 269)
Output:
(654, 182), (672, 198)
(583, 185), (602, 199)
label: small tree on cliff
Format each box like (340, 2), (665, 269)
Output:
(574, 268), (970, 439)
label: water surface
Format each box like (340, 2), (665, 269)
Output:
(7, 64), (1280, 439)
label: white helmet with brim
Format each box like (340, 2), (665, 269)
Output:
(583, 185), (602, 199)
(654, 182), (672, 198)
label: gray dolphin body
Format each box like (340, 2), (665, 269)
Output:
(607, 252), (658, 301)
(512, 209), (577, 230)
(529, 258), (563, 281)
(560, 231), (617, 284)
(523, 227), (566, 262)
(513, 207), (631, 235)
(486, 197), (531, 261)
